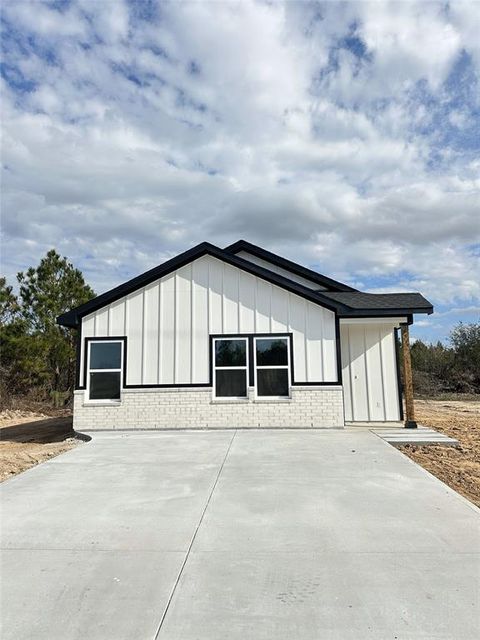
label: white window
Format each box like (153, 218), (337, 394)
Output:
(213, 337), (248, 399)
(254, 336), (290, 398)
(87, 340), (123, 402)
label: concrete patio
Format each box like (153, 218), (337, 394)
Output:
(1, 429), (479, 639)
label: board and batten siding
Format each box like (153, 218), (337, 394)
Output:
(79, 255), (337, 386)
(340, 321), (401, 422)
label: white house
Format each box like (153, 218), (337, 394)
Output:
(57, 240), (433, 430)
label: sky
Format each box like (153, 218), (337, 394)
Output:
(1, 0), (479, 343)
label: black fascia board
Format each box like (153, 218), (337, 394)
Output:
(338, 307), (433, 318)
(57, 242), (350, 328)
(224, 239), (358, 293)
(57, 242), (214, 328)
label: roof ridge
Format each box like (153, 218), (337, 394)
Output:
(224, 239), (358, 292)
(57, 242), (350, 328)
(57, 241), (433, 328)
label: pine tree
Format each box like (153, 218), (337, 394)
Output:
(1, 251), (95, 405)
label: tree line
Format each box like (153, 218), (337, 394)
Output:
(410, 323), (480, 396)
(1, 250), (94, 408)
(0, 250), (479, 408)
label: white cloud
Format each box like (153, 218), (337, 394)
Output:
(1, 0), (479, 340)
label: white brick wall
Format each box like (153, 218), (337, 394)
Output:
(73, 386), (345, 430)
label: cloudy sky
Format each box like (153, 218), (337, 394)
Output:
(1, 0), (479, 342)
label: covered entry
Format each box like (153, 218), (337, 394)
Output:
(340, 319), (403, 422)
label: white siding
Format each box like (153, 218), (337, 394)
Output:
(239, 271), (255, 332)
(191, 258), (209, 383)
(160, 272), (175, 384)
(126, 290), (143, 385)
(236, 250), (327, 290)
(340, 321), (400, 422)
(175, 266), (192, 384)
(109, 300), (125, 336)
(143, 284), (159, 384)
(80, 255), (338, 385)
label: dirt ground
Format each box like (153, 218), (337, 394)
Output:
(0, 410), (80, 482)
(399, 399), (480, 508)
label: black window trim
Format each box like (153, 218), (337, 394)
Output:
(209, 333), (295, 391)
(253, 336), (291, 398)
(212, 336), (249, 400)
(85, 337), (125, 403)
(82, 336), (128, 391)
(209, 332), (341, 388)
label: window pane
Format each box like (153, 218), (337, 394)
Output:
(257, 368), (289, 396)
(90, 342), (122, 369)
(215, 369), (247, 397)
(90, 372), (121, 400)
(215, 340), (246, 367)
(256, 339), (288, 366)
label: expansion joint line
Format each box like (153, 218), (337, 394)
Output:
(153, 429), (237, 639)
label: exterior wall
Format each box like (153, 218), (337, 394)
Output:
(340, 320), (401, 422)
(79, 255), (338, 387)
(73, 386), (345, 430)
(235, 250), (326, 290)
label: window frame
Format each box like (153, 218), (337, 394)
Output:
(212, 336), (249, 400)
(253, 335), (291, 399)
(86, 339), (124, 403)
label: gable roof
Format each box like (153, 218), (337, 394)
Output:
(57, 242), (349, 328)
(224, 239), (358, 292)
(57, 241), (433, 328)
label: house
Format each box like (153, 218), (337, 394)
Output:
(57, 240), (433, 430)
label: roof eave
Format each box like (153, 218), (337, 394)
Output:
(57, 242), (348, 328)
(338, 306), (433, 318)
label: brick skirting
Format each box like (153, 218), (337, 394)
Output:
(73, 386), (345, 430)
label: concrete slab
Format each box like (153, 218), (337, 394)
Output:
(1, 548), (183, 640)
(157, 551), (480, 640)
(372, 427), (459, 446)
(0, 430), (233, 640)
(192, 473), (479, 554)
(1, 429), (479, 640)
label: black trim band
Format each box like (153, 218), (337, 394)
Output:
(59, 242), (432, 330)
(335, 316), (343, 385)
(75, 322), (82, 390)
(58, 243), (348, 328)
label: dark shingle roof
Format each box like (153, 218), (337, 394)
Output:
(57, 241), (434, 327)
(322, 291), (433, 315)
(57, 242), (348, 327)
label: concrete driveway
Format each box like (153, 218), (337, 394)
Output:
(1, 429), (479, 640)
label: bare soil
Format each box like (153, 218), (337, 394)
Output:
(0, 410), (80, 482)
(399, 399), (480, 508)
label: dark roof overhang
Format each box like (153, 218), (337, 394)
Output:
(57, 241), (434, 329)
(57, 242), (350, 328)
(323, 291), (433, 317)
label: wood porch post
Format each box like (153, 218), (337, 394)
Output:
(400, 323), (417, 429)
